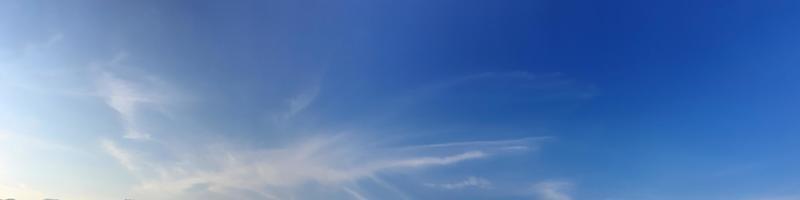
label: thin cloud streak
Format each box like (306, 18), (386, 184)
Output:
(425, 176), (492, 190)
(342, 187), (369, 200)
(102, 134), (548, 200)
(100, 139), (137, 171)
(401, 136), (553, 150)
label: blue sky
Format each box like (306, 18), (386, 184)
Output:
(2, 0), (800, 200)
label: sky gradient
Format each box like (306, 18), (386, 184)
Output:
(2, 0), (800, 200)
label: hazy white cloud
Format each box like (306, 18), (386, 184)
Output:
(287, 84), (319, 118)
(534, 180), (573, 200)
(0, 130), (8, 141)
(342, 187), (369, 200)
(93, 53), (177, 140)
(102, 134), (548, 200)
(381, 151), (486, 169)
(0, 130), (75, 152)
(96, 72), (158, 140)
(100, 139), (137, 171)
(425, 176), (492, 190)
(402, 137), (552, 150)
(0, 183), (49, 200)
(272, 84), (321, 125)
(414, 71), (592, 98)
(21, 32), (64, 57)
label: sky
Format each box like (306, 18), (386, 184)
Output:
(2, 0), (800, 200)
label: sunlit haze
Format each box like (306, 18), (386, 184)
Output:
(2, 1), (800, 200)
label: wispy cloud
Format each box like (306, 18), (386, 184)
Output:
(401, 137), (552, 150)
(414, 71), (595, 100)
(97, 73), (156, 139)
(382, 150), (486, 168)
(21, 32), (64, 57)
(93, 53), (176, 140)
(100, 139), (137, 171)
(0, 130), (76, 153)
(272, 84), (321, 125)
(101, 134), (549, 200)
(287, 84), (320, 118)
(342, 186), (369, 200)
(425, 176), (492, 190)
(534, 180), (573, 200)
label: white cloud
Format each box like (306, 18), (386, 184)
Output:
(534, 180), (573, 200)
(425, 176), (492, 190)
(93, 53), (177, 140)
(273, 84), (320, 124)
(0, 130), (8, 141)
(0, 183), (49, 200)
(402, 137), (552, 150)
(342, 187), (369, 200)
(381, 151), (486, 169)
(96, 72), (159, 140)
(100, 139), (137, 171)
(0, 130), (75, 152)
(102, 134), (548, 200)
(21, 32), (64, 57)
(287, 84), (319, 118)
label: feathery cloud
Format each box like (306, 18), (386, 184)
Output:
(93, 53), (176, 140)
(425, 176), (492, 190)
(102, 134), (548, 200)
(100, 139), (137, 171)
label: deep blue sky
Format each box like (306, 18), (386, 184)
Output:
(2, 1), (800, 200)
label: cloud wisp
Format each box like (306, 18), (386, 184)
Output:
(93, 54), (177, 140)
(102, 134), (548, 200)
(533, 180), (573, 200)
(97, 72), (159, 139)
(425, 176), (492, 190)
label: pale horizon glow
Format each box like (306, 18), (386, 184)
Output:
(2, 1), (800, 200)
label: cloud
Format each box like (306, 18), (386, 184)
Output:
(100, 139), (137, 171)
(0, 183), (49, 200)
(0, 130), (75, 152)
(401, 137), (552, 150)
(96, 72), (158, 139)
(287, 84), (319, 118)
(533, 180), (573, 200)
(93, 53), (176, 140)
(425, 176), (492, 190)
(21, 32), (64, 57)
(342, 187), (369, 200)
(101, 134), (549, 200)
(272, 84), (321, 124)
(415, 71), (593, 98)
(0, 130), (8, 141)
